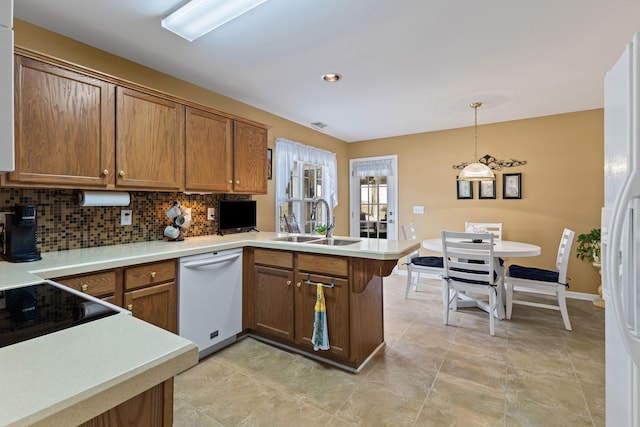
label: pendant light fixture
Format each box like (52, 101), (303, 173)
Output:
(458, 102), (495, 181)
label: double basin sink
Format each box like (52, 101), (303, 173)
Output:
(271, 235), (361, 246)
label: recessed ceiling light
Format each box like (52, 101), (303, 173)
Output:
(322, 73), (342, 83)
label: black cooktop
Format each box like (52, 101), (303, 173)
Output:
(0, 281), (122, 348)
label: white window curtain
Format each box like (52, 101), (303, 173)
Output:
(352, 158), (394, 177)
(275, 138), (338, 208)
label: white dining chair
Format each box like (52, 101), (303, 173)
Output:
(465, 222), (505, 278)
(465, 222), (502, 240)
(505, 228), (575, 331)
(401, 223), (443, 298)
(441, 230), (504, 336)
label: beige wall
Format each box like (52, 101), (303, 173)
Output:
(348, 110), (604, 294)
(14, 20), (604, 294)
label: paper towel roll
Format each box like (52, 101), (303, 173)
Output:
(75, 190), (131, 207)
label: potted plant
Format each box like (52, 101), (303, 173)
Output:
(313, 225), (327, 235)
(576, 228), (601, 264)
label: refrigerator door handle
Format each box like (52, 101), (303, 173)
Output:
(607, 168), (640, 366)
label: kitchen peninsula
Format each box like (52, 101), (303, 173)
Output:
(0, 232), (418, 426)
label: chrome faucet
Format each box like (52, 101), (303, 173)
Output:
(312, 198), (335, 237)
(326, 216), (336, 238)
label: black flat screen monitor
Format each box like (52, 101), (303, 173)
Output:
(218, 200), (257, 233)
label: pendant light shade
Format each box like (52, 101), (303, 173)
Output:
(458, 102), (495, 181)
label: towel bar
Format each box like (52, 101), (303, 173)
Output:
(304, 274), (335, 288)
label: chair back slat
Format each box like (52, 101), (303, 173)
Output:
(401, 223), (419, 261)
(401, 223), (417, 241)
(556, 228), (576, 283)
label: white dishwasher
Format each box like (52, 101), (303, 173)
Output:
(178, 248), (243, 359)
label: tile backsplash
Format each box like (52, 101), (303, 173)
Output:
(0, 188), (249, 253)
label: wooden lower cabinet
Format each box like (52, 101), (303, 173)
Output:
(124, 260), (178, 334)
(54, 260), (177, 334)
(250, 248), (352, 362)
(54, 270), (121, 306)
(253, 265), (294, 341)
(295, 272), (349, 358)
(79, 379), (173, 427)
(124, 282), (177, 333)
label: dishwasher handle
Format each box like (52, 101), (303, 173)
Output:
(182, 253), (241, 269)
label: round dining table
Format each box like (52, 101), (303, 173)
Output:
(421, 238), (541, 318)
(422, 238), (541, 258)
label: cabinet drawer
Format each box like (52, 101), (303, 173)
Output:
(297, 253), (348, 277)
(125, 260), (176, 291)
(56, 271), (117, 298)
(254, 249), (293, 269)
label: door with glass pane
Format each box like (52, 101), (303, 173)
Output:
(349, 156), (397, 239)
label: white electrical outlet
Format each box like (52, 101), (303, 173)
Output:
(120, 210), (132, 226)
(207, 207), (215, 221)
(412, 205), (425, 214)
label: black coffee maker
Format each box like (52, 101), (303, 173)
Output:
(4, 205), (42, 263)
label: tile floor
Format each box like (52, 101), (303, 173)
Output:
(174, 274), (605, 426)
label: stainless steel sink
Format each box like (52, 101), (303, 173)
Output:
(271, 235), (322, 243)
(306, 238), (361, 246)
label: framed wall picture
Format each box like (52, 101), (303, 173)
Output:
(479, 179), (496, 199)
(503, 173), (522, 199)
(267, 148), (273, 180)
(456, 177), (473, 199)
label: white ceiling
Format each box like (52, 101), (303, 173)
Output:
(13, 0), (640, 142)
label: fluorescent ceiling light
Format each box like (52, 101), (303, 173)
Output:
(162, 0), (268, 42)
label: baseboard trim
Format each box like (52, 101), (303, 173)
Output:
(392, 272), (598, 301)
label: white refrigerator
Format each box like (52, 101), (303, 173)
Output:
(603, 32), (640, 427)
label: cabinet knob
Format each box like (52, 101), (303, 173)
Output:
(150, 271), (157, 278)
(227, 179), (233, 184)
(102, 169), (109, 176)
(118, 170), (125, 177)
(236, 180), (240, 184)
(127, 304), (133, 311)
(286, 280), (291, 286)
(81, 283), (88, 292)
(296, 282), (301, 288)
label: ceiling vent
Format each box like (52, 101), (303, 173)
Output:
(310, 122), (328, 131)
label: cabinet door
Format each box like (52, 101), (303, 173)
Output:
(232, 121), (267, 194)
(54, 270), (121, 306)
(253, 265), (294, 341)
(184, 107), (232, 192)
(295, 273), (350, 359)
(6, 55), (115, 188)
(80, 379), (173, 427)
(116, 87), (184, 190)
(124, 282), (177, 333)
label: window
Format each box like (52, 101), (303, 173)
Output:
(275, 138), (338, 233)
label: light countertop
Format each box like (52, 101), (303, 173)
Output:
(0, 314), (198, 426)
(0, 231), (419, 290)
(0, 232), (417, 425)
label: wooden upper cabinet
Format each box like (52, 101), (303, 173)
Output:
(6, 53), (268, 194)
(185, 107), (232, 192)
(233, 121), (268, 194)
(4, 55), (115, 188)
(116, 87), (185, 191)
(185, 109), (268, 194)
